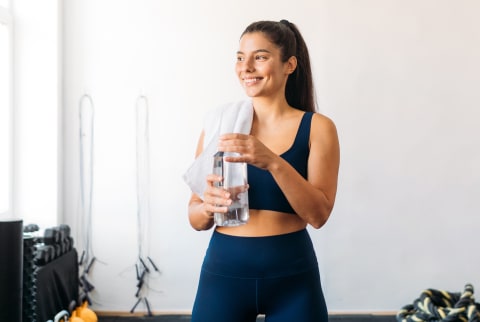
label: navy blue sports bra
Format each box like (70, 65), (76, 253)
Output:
(247, 112), (313, 214)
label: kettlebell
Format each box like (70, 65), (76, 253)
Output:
(53, 310), (69, 322)
(70, 310), (85, 322)
(75, 301), (98, 322)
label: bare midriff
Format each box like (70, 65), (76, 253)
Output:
(215, 209), (307, 237)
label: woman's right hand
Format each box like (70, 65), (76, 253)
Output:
(188, 173), (233, 231)
(203, 174), (232, 215)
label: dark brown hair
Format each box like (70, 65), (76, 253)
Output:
(241, 20), (316, 112)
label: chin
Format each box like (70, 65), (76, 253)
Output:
(243, 89), (261, 98)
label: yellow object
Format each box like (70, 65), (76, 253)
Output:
(75, 301), (98, 322)
(70, 310), (84, 322)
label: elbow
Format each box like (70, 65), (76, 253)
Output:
(309, 216), (328, 229)
(189, 217), (205, 231)
(190, 220), (204, 231)
(309, 205), (333, 229)
(190, 221), (210, 231)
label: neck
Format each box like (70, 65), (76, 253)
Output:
(251, 96), (291, 119)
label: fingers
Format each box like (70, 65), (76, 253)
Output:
(203, 195), (231, 216)
(218, 133), (250, 149)
(228, 184), (249, 200)
(204, 174), (231, 214)
(217, 134), (272, 169)
(217, 134), (253, 157)
(206, 174), (222, 187)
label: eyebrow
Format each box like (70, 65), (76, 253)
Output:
(236, 49), (272, 55)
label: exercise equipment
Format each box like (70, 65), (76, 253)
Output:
(70, 310), (85, 322)
(33, 225), (74, 266)
(129, 95), (159, 316)
(78, 93), (97, 300)
(24, 224), (79, 321)
(0, 219), (23, 322)
(44, 227), (61, 245)
(52, 310), (68, 322)
(23, 234), (38, 322)
(75, 301), (97, 322)
(48, 309), (84, 322)
(24, 223), (40, 233)
(397, 283), (480, 322)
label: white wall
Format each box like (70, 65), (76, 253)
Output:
(316, 1), (480, 311)
(61, 0), (480, 314)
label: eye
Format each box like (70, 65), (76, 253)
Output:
(255, 55), (268, 61)
(236, 56), (245, 62)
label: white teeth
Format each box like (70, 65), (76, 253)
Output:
(244, 77), (260, 84)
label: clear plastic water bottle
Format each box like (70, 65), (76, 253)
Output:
(212, 151), (249, 226)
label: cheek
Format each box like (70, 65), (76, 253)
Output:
(234, 64), (242, 76)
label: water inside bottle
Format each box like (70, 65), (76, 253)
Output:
(212, 152), (249, 226)
(214, 204), (249, 227)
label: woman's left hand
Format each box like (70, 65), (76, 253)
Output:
(217, 133), (277, 170)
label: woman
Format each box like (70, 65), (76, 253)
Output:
(187, 20), (340, 322)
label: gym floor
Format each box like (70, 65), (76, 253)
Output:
(97, 314), (397, 321)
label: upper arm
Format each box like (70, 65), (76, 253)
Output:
(189, 130), (206, 204)
(308, 113), (340, 204)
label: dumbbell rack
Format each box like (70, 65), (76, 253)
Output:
(23, 224), (78, 322)
(23, 234), (38, 322)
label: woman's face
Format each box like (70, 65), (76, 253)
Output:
(235, 32), (295, 99)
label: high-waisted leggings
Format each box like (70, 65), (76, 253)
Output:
(191, 229), (328, 322)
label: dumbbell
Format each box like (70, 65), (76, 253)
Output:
(58, 224), (71, 239)
(34, 245), (55, 265)
(52, 310), (69, 322)
(23, 223), (40, 233)
(44, 227), (65, 258)
(44, 227), (61, 245)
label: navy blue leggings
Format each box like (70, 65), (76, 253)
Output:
(191, 229), (328, 322)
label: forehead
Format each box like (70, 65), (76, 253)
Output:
(238, 32), (279, 53)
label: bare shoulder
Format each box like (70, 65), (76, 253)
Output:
(311, 112), (338, 140)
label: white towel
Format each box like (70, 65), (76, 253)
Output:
(183, 99), (253, 199)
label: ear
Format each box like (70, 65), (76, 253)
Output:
(285, 56), (297, 75)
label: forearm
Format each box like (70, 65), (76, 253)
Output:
(268, 157), (334, 229)
(188, 196), (215, 231)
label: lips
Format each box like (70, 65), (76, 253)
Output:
(243, 77), (263, 85)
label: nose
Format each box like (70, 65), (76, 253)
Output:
(238, 57), (254, 73)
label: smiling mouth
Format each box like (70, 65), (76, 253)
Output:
(243, 77), (263, 85)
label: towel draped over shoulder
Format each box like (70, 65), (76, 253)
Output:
(182, 100), (253, 199)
